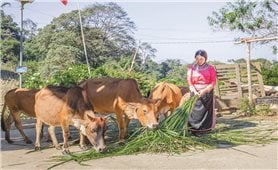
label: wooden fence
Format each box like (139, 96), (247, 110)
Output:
(214, 62), (265, 111)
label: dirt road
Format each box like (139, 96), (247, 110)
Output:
(1, 117), (277, 169)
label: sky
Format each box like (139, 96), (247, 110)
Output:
(3, 0), (277, 64)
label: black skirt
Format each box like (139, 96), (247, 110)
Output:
(188, 90), (215, 132)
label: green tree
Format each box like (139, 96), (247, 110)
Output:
(208, 0), (277, 53)
(23, 19), (38, 39)
(208, 0), (277, 37)
(24, 2), (138, 78)
(261, 63), (278, 86)
(0, 10), (20, 64)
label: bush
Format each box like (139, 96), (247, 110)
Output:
(255, 104), (271, 116)
(239, 98), (256, 116)
(261, 63), (278, 86)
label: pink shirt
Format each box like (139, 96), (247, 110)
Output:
(187, 64), (217, 91)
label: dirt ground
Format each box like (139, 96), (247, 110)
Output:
(1, 115), (277, 169)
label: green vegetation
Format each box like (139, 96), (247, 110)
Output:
(208, 0), (277, 54)
(1, 1), (277, 93)
(239, 97), (256, 116)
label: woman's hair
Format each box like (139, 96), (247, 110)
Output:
(195, 49), (207, 60)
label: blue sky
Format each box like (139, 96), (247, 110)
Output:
(4, 0), (277, 64)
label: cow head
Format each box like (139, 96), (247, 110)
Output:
(73, 111), (107, 152)
(124, 98), (160, 129)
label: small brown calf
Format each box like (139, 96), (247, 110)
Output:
(34, 85), (107, 154)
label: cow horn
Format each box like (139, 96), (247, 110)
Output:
(85, 110), (96, 118)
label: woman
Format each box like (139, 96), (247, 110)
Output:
(187, 49), (217, 135)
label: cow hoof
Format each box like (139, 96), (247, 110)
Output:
(54, 145), (62, 150)
(118, 139), (125, 146)
(62, 150), (70, 155)
(80, 145), (88, 151)
(7, 139), (14, 144)
(34, 146), (41, 151)
(25, 139), (33, 144)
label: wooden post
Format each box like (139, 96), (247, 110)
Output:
(254, 63), (266, 97)
(235, 63), (242, 98)
(245, 41), (253, 104)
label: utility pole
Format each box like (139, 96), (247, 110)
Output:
(77, 0), (90, 75)
(18, 0), (33, 88)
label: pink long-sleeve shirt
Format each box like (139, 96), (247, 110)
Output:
(187, 63), (217, 91)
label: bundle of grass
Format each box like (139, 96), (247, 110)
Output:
(117, 95), (202, 155)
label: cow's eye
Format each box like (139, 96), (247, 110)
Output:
(91, 129), (97, 133)
(143, 109), (147, 114)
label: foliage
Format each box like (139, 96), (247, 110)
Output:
(208, 0), (277, 53)
(24, 2), (138, 71)
(255, 104), (271, 116)
(23, 59), (158, 96)
(156, 59), (187, 87)
(49, 64), (91, 87)
(23, 19), (38, 39)
(23, 61), (45, 89)
(261, 63), (278, 86)
(208, 0), (277, 37)
(0, 10), (20, 64)
(239, 97), (256, 116)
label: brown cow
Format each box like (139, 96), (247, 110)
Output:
(79, 78), (160, 140)
(35, 85), (107, 154)
(149, 82), (182, 121)
(1, 88), (39, 144)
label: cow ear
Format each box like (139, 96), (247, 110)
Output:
(123, 103), (138, 119)
(152, 98), (161, 105)
(81, 88), (89, 104)
(85, 111), (96, 122)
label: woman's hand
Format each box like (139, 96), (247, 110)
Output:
(197, 89), (206, 97)
(189, 86), (198, 95)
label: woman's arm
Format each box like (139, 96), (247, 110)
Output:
(187, 66), (198, 95)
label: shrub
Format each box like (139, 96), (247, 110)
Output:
(239, 98), (256, 116)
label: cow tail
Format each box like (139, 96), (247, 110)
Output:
(1, 102), (7, 131)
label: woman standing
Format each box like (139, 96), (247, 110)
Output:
(187, 49), (217, 135)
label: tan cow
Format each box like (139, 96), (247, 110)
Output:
(149, 82), (182, 121)
(79, 78), (160, 140)
(35, 85), (107, 154)
(1, 88), (39, 144)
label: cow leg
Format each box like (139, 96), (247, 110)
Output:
(11, 111), (32, 144)
(115, 108), (125, 140)
(48, 126), (61, 150)
(61, 123), (70, 155)
(79, 131), (87, 151)
(123, 115), (130, 139)
(35, 119), (43, 150)
(5, 114), (14, 144)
